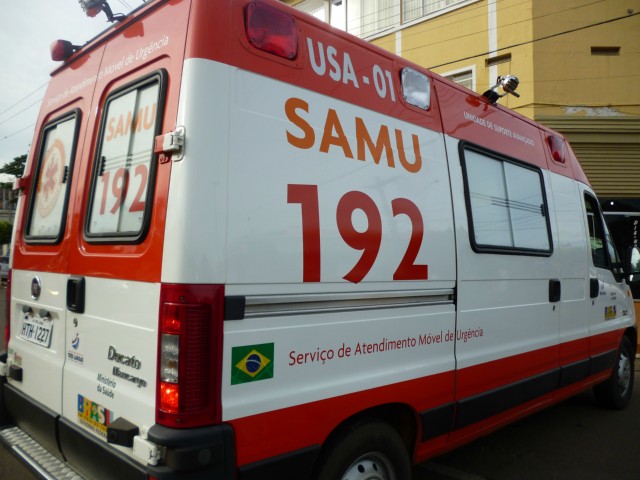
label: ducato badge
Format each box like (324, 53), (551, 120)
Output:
(31, 277), (42, 300)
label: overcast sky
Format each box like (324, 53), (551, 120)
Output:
(0, 0), (147, 177)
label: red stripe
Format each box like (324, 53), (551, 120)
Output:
(229, 330), (623, 467)
(230, 371), (455, 466)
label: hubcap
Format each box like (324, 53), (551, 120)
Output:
(617, 351), (632, 398)
(342, 453), (396, 480)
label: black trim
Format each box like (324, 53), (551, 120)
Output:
(3, 383), (62, 461)
(455, 369), (561, 430)
(238, 445), (320, 480)
(559, 359), (591, 388)
(147, 423), (236, 480)
(549, 279), (561, 303)
(224, 296), (246, 321)
(590, 349), (616, 375)
(458, 142), (554, 257)
(420, 403), (455, 441)
(59, 417), (147, 480)
(421, 350), (617, 437)
(84, 70), (168, 244)
(24, 109), (82, 245)
(66, 276), (86, 313)
(8, 365), (22, 382)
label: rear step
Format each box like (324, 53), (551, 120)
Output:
(0, 426), (85, 480)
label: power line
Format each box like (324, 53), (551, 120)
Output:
(427, 11), (640, 69)
(0, 82), (47, 119)
(0, 123), (35, 143)
(0, 99), (42, 128)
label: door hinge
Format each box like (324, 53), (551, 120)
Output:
(155, 126), (185, 162)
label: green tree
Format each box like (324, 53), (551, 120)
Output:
(0, 154), (27, 178)
(0, 221), (11, 245)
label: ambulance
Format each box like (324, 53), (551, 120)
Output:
(0, 0), (637, 479)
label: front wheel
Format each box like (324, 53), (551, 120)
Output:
(314, 420), (411, 480)
(594, 336), (635, 410)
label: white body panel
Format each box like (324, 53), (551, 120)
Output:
(61, 278), (159, 439)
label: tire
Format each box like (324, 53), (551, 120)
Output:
(314, 420), (411, 480)
(594, 336), (635, 410)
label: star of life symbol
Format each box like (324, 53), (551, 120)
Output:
(37, 139), (65, 218)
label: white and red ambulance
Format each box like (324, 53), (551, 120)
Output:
(0, 1), (637, 479)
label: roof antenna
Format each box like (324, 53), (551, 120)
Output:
(482, 75), (520, 104)
(78, 0), (127, 22)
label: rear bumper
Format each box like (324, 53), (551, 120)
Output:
(1, 380), (236, 480)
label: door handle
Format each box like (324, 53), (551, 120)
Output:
(67, 276), (86, 313)
(590, 278), (599, 299)
(549, 279), (561, 303)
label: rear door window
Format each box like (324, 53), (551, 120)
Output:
(85, 72), (164, 242)
(26, 111), (80, 242)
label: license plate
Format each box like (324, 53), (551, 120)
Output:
(20, 315), (53, 348)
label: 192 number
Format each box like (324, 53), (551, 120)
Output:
(288, 184), (428, 284)
(99, 164), (148, 215)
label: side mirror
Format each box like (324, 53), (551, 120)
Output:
(624, 246), (640, 282)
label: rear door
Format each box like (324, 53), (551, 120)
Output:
(9, 110), (81, 407)
(60, 0), (190, 452)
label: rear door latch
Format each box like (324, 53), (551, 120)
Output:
(155, 126), (185, 162)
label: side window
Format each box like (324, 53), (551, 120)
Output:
(86, 72), (164, 242)
(585, 194), (620, 269)
(460, 144), (552, 255)
(26, 111), (80, 242)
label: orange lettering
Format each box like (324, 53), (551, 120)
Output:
(395, 130), (422, 173)
(114, 115), (125, 140)
(142, 103), (156, 131)
(106, 117), (116, 141)
(320, 109), (353, 159)
(285, 97), (315, 149)
(356, 117), (394, 168)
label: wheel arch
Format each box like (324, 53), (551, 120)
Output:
(317, 402), (419, 460)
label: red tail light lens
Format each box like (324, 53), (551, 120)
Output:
(547, 135), (566, 164)
(245, 2), (298, 60)
(157, 284), (224, 428)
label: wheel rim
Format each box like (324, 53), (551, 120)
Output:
(342, 452), (396, 480)
(617, 350), (632, 398)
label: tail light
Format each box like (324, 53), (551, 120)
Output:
(156, 284), (224, 428)
(547, 135), (566, 164)
(245, 1), (298, 60)
(4, 270), (11, 352)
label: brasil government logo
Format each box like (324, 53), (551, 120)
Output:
(231, 343), (274, 385)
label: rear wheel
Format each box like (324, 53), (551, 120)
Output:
(314, 420), (411, 480)
(594, 336), (635, 410)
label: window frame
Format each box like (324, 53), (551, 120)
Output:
(459, 142), (554, 257)
(84, 70), (167, 244)
(25, 109), (81, 245)
(585, 193), (622, 275)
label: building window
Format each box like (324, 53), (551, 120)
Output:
(444, 68), (474, 91)
(402, 0), (466, 22)
(347, 0), (396, 37)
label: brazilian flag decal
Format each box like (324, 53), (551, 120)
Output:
(231, 343), (275, 385)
